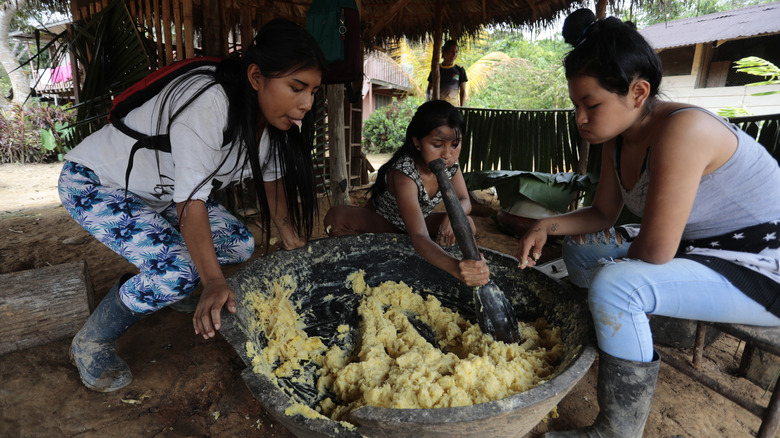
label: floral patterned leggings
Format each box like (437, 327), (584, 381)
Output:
(58, 161), (254, 314)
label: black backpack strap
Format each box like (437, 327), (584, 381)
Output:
(119, 80), (230, 216)
(123, 135), (172, 216)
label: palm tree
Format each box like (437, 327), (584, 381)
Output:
(2, 0), (154, 141)
(386, 34), (517, 103)
(1, 0), (33, 104)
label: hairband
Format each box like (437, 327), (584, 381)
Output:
(575, 20), (596, 47)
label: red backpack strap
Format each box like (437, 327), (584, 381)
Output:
(109, 56), (223, 140)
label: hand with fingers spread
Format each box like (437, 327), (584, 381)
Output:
(193, 278), (237, 339)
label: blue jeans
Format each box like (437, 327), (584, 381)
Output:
(563, 227), (780, 362)
(58, 161), (254, 314)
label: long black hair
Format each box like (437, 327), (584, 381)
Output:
(562, 9), (663, 100)
(155, 18), (326, 245)
(371, 100), (464, 200)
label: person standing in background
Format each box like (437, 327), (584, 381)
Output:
(427, 40), (468, 106)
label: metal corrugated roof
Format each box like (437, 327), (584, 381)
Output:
(639, 2), (780, 50)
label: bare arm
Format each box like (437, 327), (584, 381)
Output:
(518, 143), (624, 268)
(392, 170), (488, 286)
(265, 178), (306, 250)
(181, 200), (236, 339)
(626, 110), (735, 263)
(459, 81), (467, 106)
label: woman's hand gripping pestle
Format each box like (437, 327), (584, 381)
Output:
(428, 158), (521, 343)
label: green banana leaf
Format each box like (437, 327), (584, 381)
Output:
(464, 170), (599, 214)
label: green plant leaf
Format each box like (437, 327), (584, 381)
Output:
(40, 128), (57, 151)
(464, 170), (598, 213)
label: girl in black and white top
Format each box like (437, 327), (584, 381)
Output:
(324, 100), (489, 287)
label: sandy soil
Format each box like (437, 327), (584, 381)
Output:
(0, 162), (771, 437)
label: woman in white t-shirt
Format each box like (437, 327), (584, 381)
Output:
(59, 19), (325, 392)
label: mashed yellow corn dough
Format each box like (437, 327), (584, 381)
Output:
(244, 271), (564, 423)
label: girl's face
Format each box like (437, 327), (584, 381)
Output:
(249, 64), (322, 131)
(414, 125), (461, 169)
(568, 75), (640, 144)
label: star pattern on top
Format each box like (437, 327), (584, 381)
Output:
(683, 221), (780, 253)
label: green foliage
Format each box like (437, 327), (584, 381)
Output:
(717, 56), (780, 116)
(29, 0), (159, 143)
(462, 30), (570, 109)
(617, 0), (776, 26)
(460, 30), (569, 109)
(0, 100), (75, 163)
(0, 66), (9, 101)
(734, 56), (780, 94)
(717, 106), (753, 118)
(468, 60), (568, 109)
(453, 29), (570, 110)
(390, 30), (570, 110)
(362, 96), (423, 153)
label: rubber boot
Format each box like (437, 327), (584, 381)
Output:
(545, 350), (661, 438)
(168, 284), (202, 313)
(168, 292), (200, 313)
(70, 273), (144, 392)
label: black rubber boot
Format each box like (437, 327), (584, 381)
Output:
(70, 273), (144, 392)
(168, 292), (200, 313)
(545, 350), (661, 438)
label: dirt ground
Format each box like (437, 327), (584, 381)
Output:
(0, 162), (773, 437)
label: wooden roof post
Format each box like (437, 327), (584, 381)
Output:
(430, 0), (443, 100)
(202, 0), (225, 57)
(578, 0), (608, 177)
(67, 0), (88, 104)
(596, 0), (607, 19)
(327, 84), (351, 206)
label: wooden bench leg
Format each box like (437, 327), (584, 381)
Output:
(757, 380), (780, 438)
(693, 321), (707, 367)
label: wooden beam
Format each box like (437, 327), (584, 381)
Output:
(596, 0), (607, 19)
(577, 140), (590, 175)
(129, 0), (138, 24)
(153, 0), (164, 67)
(162, 0), (173, 65)
(183, 0), (195, 59)
(173, 0), (183, 61)
(64, 0), (82, 102)
(240, 3), (254, 52)
(0, 262), (94, 355)
(202, 0), (225, 57)
(144, 0), (153, 51)
(430, 1), (443, 101)
(327, 84), (351, 206)
(365, 0), (413, 40)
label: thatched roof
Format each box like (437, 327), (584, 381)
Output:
(69, 0), (583, 48)
(266, 0), (582, 45)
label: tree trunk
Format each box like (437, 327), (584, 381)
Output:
(0, 0), (31, 105)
